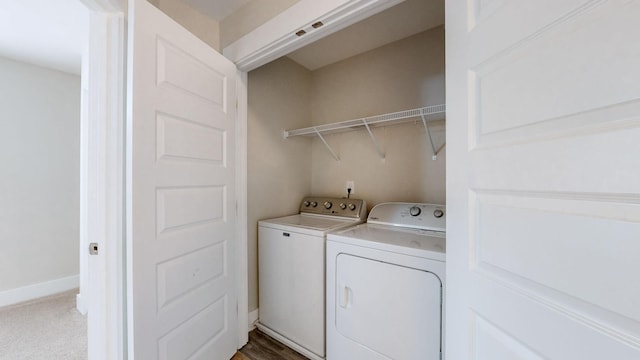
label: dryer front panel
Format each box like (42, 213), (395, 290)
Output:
(333, 253), (442, 360)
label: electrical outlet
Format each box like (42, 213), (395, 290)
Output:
(346, 181), (355, 194)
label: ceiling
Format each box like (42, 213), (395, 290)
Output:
(182, 0), (253, 21)
(287, 0), (444, 70)
(0, 0), (88, 75)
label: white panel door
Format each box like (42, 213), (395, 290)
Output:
(447, 0), (640, 359)
(127, 0), (237, 358)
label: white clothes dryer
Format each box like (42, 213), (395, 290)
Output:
(326, 202), (446, 360)
(258, 196), (366, 360)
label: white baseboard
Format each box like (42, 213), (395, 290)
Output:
(76, 293), (88, 315)
(0, 275), (79, 308)
(248, 308), (259, 330)
(256, 323), (323, 360)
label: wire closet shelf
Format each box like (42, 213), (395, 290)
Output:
(283, 104), (446, 161)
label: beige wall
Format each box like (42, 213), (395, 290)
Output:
(149, 0), (221, 51)
(220, 0), (300, 49)
(247, 57), (312, 311)
(0, 57), (80, 293)
(309, 26), (446, 207)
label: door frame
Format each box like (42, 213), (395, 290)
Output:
(236, 71), (249, 346)
(79, 0), (126, 359)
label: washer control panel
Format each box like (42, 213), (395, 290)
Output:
(367, 202), (445, 232)
(300, 196), (366, 220)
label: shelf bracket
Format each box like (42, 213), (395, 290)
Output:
(421, 113), (438, 160)
(362, 120), (385, 159)
(314, 128), (340, 161)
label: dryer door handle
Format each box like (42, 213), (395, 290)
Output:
(339, 285), (353, 308)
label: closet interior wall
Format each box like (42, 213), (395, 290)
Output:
(310, 26), (446, 207)
(247, 57), (312, 312)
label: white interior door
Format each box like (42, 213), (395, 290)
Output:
(126, 0), (238, 358)
(447, 1), (640, 359)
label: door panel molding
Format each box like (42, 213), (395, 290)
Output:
(470, 97), (640, 150)
(471, 312), (545, 360)
(156, 36), (228, 108)
(468, 0), (605, 64)
(469, 1), (640, 148)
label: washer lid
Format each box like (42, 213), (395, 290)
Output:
(259, 214), (361, 232)
(329, 223), (445, 261)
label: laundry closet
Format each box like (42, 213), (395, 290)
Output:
(245, 0), (445, 317)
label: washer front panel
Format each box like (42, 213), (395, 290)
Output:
(258, 210), (364, 359)
(259, 227), (325, 357)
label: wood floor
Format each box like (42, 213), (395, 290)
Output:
(232, 330), (310, 360)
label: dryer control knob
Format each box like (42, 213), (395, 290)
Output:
(348, 203), (357, 211)
(339, 203), (347, 210)
(324, 201), (333, 209)
(303, 201), (311, 207)
(434, 209), (444, 218)
(310, 201), (318, 207)
(409, 206), (422, 216)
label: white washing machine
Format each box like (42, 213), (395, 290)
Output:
(326, 202), (446, 360)
(258, 196), (367, 360)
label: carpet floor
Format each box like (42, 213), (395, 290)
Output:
(0, 291), (309, 360)
(0, 289), (87, 360)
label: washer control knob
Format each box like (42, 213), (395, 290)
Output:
(434, 209), (444, 218)
(324, 201), (332, 209)
(348, 203), (357, 211)
(310, 201), (318, 207)
(339, 203), (347, 210)
(303, 201), (311, 207)
(409, 206), (422, 216)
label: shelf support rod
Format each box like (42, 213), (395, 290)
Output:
(362, 120), (385, 159)
(314, 128), (340, 161)
(421, 113), (438, 160)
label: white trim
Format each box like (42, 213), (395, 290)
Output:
(77, 1), (126, 360)
(77, 293), (88, 315)
(79, 56), (90, 318)
(236, 71), (249, 347)
(85, 10), (126, 360)
(0, 275), (79, 308)
(256, 323), (323, 360)
(248, 309), (259, 331)
(223, 0), (402, 71)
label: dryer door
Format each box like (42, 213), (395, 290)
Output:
(334, 254), (442, 360)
